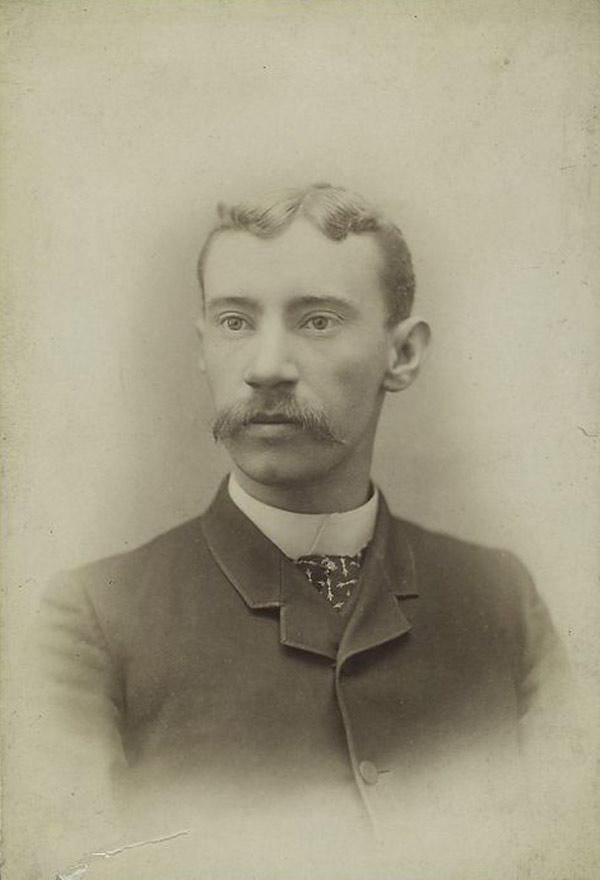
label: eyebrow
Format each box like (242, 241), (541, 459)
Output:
(205, 293), (359, 317)
(289, 295), (359, 316)
(205, 296), (259, 314)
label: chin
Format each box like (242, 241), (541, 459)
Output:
(226, 443), (340, 488)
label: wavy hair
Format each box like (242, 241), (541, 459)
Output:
(197, 182), (415, 324)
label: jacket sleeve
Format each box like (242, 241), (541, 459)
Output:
(503, 550), (571, 722)
(26, 570), (128, 876)
(499, 553), (589, 861)
(35, 571), (126, 752)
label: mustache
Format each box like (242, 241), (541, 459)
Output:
(212, 397), (346, 445)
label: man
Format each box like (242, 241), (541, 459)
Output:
(31, 183), (569, 879)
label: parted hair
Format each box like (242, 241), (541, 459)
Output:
(197, 182), (415, 324)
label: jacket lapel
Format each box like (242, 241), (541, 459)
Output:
(200, 481), (340, 659)
(200, 480), (282, 609)
(338, 494), (418, 666)
(201, 481), (419, 665)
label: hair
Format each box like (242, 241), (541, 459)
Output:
(197, 182), (415, 324)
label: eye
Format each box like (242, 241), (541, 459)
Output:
(301, 313), (341, 333)
(219, 314), (251, 333)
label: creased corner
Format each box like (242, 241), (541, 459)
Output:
(56, 865), (89, 880)
(55, 829), (191, 880)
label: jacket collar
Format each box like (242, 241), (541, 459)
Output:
(201, 479), (418, 661)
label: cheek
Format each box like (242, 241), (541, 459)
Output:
(318, 348), (388, 414)
(333, 340), (389, 385)
(203, 348), (243, 397)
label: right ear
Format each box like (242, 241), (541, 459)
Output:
(195, 317), (206, 372)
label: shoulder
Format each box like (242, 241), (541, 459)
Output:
(38, 513), (210, 645)
(393, 514), (533, 598)
(52, 514), (207, 592)
(388, 513), (567, 702)
(388, 512), (556, 646)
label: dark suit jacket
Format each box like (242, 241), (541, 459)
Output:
(31, 480), (568, 876)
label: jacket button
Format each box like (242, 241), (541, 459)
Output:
(358, 760), (378, 785)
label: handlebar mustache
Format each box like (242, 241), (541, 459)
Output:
(212, 399), (345, 444)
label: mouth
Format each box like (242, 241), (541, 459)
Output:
(248, 413), (297, 425)
(242, 415), (303, 440)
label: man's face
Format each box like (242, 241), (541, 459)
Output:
(199, 218), (399, 492)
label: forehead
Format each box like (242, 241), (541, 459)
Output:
(203, 218), (385, 304)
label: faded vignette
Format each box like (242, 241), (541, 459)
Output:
(1, 1), (599, 878)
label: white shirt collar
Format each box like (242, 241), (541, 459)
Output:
(228, 473), (379, 560)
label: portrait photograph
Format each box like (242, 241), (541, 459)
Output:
(2, 2), (599, 878)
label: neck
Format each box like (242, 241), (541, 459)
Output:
(233, 457), (373, 513)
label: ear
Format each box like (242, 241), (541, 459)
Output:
(195, 317), (206, 372)
(382, 317), (431, 392)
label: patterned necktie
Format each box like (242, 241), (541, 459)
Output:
(295, 548), (367, 612)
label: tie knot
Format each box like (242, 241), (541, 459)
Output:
(295, 548), (367, 612)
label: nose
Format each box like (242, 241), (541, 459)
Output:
(243, 325), (299, 389)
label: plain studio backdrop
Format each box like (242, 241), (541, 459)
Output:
(2, 0), (599, 876)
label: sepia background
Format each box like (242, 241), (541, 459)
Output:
(2, 0), (599, 875)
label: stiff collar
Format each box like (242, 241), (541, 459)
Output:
(201, 479), (419, 662)
(227, 473), (379, 558)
